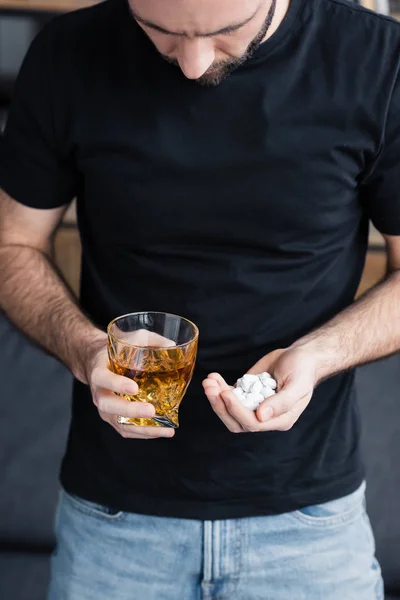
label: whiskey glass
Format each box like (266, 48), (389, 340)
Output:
(107, 312), (199, 428)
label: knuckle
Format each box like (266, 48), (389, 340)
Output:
(92, 390), (102, 406)
(90, 366), (102, 384)
(96, 396), (107, 412)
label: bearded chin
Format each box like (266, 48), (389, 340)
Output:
(161, 12), (271, 86)
(194, 57), (247, 87)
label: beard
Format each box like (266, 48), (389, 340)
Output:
(162, 15), (272, 86)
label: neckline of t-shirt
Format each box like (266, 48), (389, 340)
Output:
(247, 0), (307, 63)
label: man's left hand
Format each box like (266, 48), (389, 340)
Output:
(202, 347), (319, 433)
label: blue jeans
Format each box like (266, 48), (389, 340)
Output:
(48, 482), (384, 600)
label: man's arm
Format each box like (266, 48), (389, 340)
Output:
(205, 58), (400, 433)
(0, 188), (105, 383)
(0, 188), (174, 438)
(293, 234), (400, 382)
(203, 236), (400, 433)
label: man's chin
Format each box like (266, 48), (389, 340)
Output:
(194, 70), (227, 87)
(161, 54), (246, 86)
(194, 61), (244, 87)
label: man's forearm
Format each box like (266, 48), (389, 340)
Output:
(293, 270), (400, 382)
(0, 244), (106, 383)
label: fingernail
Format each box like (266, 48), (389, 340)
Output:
(261, 406), (274, 420)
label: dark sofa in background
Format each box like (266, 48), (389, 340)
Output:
(0, 312), (399, 600)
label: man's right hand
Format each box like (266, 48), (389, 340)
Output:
(82, 335), (175, 440)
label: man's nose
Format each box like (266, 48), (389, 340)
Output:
(177, 39), (215, 80)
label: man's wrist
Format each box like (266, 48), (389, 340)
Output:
(290, 336), (340, 384)
(70, 328), (108, 384)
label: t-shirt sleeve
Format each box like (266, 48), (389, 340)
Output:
(360, 70), (400, 236)
(0, 26), (78, 209)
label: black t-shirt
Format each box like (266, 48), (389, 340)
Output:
(1, 0), (400, 519)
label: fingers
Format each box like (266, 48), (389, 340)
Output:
(255, 386), (313, 431)
(100, 412), (175, 439)
(255, 393), (311, 431)
(91, 330), (176, 395)
(256, 371), (314, 422)
(95, 389), (155, 420)
(207, 373), (232, 392)
(118, 425), (175, 439)
(204, 372), (273, 433)
(204, 371), (313, 434)
(218, 376), (311, 434)
(257, 386), (297, 421)
(203, 376), (244, 433)
(221, 386), (310, 433)
(92, 365), (139, 395)
(90, 331), (177, 441)
(220, 389), (265, 432)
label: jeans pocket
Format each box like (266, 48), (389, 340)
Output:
(63, 489), (126, 521)
(290, 481), (366, 527)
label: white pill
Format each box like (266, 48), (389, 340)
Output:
(245, 392), (264, 409)
(241, 374), (259, 392)
(242, 374), (259, 382)
(262, 387), (276, 398)
(260, 373), (277, 389)
(241, 397), (261, 411)
(232, 387), (245, 399)
(260, 372), (272, 381)
(250, 379), (263, 394)
(266, 379), (277, 390)
(241, 381), (253, 392)
(240, 397), (253, 409)
(247, 391), (264, 401)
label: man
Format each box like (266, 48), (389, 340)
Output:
(0, 0), (398, 597)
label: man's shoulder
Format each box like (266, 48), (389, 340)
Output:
(24, 0), (129, 77)
(313, 0), (400, 75)
(50, 0), (120, 29)
(38, 0), (125, 50)
(319, 0), (400, 40)
(322, 0), (400, 25)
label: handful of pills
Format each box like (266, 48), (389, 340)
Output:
(232, 372), (277, 411)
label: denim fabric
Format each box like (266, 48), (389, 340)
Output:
(48, 482), (383, 600)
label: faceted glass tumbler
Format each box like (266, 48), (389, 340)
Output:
(107, 312), (199, 428)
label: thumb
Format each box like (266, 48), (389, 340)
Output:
(256, 381), (298, 422)
(91, 366), (139, 396)
(256, 370), (314, 422)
